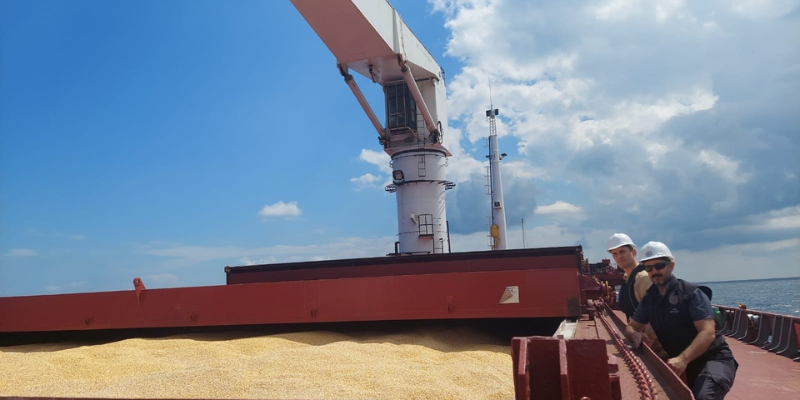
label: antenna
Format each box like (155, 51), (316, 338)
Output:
(522, 218), (527, 249)
(489, 78), (493, 110)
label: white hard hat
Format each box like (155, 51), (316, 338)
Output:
(607, 233), (635, 252)
(639, 241), (674, 262)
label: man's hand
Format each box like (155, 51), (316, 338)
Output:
(667, 357), (688, 375)
(630, 331), (652, 348)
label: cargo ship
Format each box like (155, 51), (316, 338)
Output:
(1, 1), (798, 399)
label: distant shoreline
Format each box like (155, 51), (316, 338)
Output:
(699, 276), (800, 285)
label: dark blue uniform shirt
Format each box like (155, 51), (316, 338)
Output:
(632, 277), (714, 325)
(630, 274), (736, 399)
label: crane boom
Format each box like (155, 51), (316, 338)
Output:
(290, 0), (440, 82)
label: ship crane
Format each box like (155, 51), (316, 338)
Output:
(290, 0), (454, 255)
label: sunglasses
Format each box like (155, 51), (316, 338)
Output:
(643, 261), (669, 272)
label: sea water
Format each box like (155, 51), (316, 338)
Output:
(701, 277), (800, 316)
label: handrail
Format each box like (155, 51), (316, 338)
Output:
(595, 299), (695, 400)
(713, 304), (800, 360)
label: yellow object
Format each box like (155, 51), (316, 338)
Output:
(490, 224), (500, 239)
(1, 326), (513, 400)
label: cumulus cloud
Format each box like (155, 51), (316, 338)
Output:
(3, 248), (37, 257)
(350, 173), (381, 190)
(674, 238), (800, 282)
(708, 205), (800, 233)
(351, 149), (394, 190)
(427, 0), (799, 257)
(697, 149), (750, 184)
(503, 161), (550, 180)
(535, 201), (582, 215)
(258, 201), (302, 218)
(358, 149), (391, 174)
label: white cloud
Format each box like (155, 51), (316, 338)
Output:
(441, 126), (485, 182)
(755, 206), (800, 231)
(731, 0), (796, 19)
(352, 149), (395, 189)
(703, 206), (800, 234)
(138, 217), (798, 282)
(258, 201), (302, 218)
(240, 256), (277, 266)
(503, 161), (550, 180)
(674, 239), (800, 282)
(358, 149), (392, 174)
(426, 0), (798, 255)
(535, 201), (583, 215)
(350, 173), (381, 190)
(3, 248), (37, 257)
(697, 149), (750, 184)
(759, 238), (800, 252)
(593, 0), (644, 21)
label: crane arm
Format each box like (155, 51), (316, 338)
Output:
(289, 0), (441, 83)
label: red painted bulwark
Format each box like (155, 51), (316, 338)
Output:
(0, 268), (580, 333)
(226, 247), (583, 284)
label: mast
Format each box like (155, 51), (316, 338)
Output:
(486, 83), (508, 250)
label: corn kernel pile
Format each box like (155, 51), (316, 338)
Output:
(1, 326), (513, 400)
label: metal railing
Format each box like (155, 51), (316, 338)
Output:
(714, 304), (800, 361)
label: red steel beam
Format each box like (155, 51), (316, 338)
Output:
(0, 268), (580, 333)
(511, 336), (620, 400)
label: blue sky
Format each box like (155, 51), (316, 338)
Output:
(1, 0), (798, 297)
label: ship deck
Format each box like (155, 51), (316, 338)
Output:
(724, 337), (800, 400)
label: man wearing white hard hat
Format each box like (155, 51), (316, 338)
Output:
(607, 233), (652, 320)
(624, 241), (737, 400)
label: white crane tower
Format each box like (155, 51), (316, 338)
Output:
(291, 0), (454, 255)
